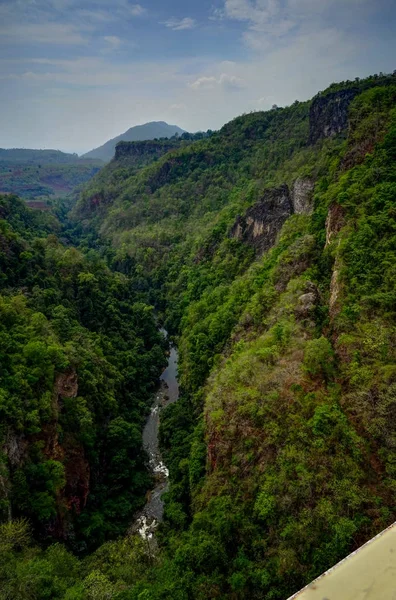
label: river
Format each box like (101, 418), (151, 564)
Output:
(132, 330), (179, 541)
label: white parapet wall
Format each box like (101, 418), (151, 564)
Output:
(288, 521), (396, 600)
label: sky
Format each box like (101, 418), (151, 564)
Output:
(0, 0), (395, 154)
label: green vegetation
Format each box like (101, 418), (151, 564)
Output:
(0, 149), (102, 200)
(0, 194), (167, 550)
(0, 149), (81, 164)
(1, 73), (396, 599)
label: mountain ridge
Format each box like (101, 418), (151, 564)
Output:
(81, 120), (185, 162)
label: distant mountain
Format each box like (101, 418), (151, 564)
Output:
(0, 148), (81, 164)
(0, 148), (102, 200)
(81, 121), (185, 162)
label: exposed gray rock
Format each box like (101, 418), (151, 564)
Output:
(295, 281), (320, 319)
(309, 88), (358, 144)
(304, 281), (319, 296)
(329, 257), (342, 319)
(292, 178), (315, 215)
(4, 432), (28, 467)
(230, 184), (293, 255)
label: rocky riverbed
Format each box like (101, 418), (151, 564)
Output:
(131, 333), (179, 542)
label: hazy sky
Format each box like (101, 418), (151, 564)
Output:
(0, 0), (395, 154)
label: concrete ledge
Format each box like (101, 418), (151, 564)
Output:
(288, 521), (396, 600)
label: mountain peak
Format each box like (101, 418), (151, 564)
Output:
(82, 121), (185, 162)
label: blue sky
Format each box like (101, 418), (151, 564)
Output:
(0, 0), (395, 153)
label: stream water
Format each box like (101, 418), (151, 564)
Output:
(131, 330), (179, 541)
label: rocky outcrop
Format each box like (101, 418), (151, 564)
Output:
(4, 432), (28, 468)
(329, 259), (342, 319)
(21, 369), (90, 536)
(325, 203), (346, 319)
(230, 185), (293, 255)
(295, 281), (320, 321)
(291, 178), (315, 214)
(56, 370), (78, 398)
(53, 371), (90, 519)
(309, 88), (358, 144)
(325, 203), (345, 247)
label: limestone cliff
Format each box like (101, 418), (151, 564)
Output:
(230, 185), (293, 255)
(309, 88), (358, 144)
(230, 179), (315, 255)
(292, 177), (315, 214)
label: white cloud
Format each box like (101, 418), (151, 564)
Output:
(0, 0), (146, 48)
(190, 73), (244, 91)
(163, 17), (196, 31)
(221, 0), (378, 49)
(0, 0), (393, 153)
(130, 4), (146, 16)
(104, 35), (122, 50)
(190, 76), (217, 89)
(224, 0), (279, 27)
(219, 73), (244, 89)
(222, 0), (295, 48)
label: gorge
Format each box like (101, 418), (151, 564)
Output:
(0, 72), (396, 599)
(134, 332), (179, 542)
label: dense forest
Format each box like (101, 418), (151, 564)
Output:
(0, 193), (167, 542)
(1, 72), (396, 599)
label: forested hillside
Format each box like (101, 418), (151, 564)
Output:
(0, 194), (167, 549)
(0, 149), (102, 201)
(1, 72), (396, 599)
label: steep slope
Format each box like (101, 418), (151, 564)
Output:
(73, 73), (396, 597)
(81, 121), (185, 162)
(0, 194), (166, 549)
(74, 135), (215, 226)
(1, 72), (396, 599)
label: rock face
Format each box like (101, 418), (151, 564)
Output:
(54, 371), (90, 520)
(309, 88), (358, 144)
(329, 259), (342, 318)
(230, 185), (293, 255)
(325, 203), (346, 320)
(55, 370), (78, 398)
(292, 178), (315, 214)
(1, 369), (86, 533)
(295, 281), (320, 320)
(114, 139), (179, 162)
(82, 121), (185, 162)
(325, 203), (345, 247)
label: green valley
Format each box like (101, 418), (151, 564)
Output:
(1, 72), (396, 599)
(0, 149), (103, 202)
